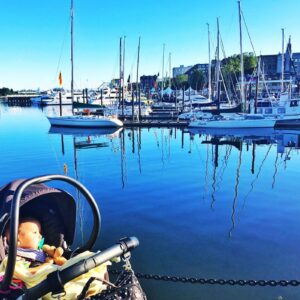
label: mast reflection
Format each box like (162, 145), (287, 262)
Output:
(190, 127), (300, 237)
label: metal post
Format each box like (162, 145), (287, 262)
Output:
(59, 92), (62, 116)
(175, 88), (177, 111)
(101, 89), (103, 106)
(189, 86), (191, 111)
(182, 86), (185, 112)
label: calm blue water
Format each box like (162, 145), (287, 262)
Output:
(1, 104), (300, 300)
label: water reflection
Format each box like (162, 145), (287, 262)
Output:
(49, 126), (123, 244)
(48, 125), (300, 239)
(189, 128), (300, 237)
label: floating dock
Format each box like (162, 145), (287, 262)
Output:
(275, 119), (300, 128)
(5, 95), (34, 106)
(122, 119), (300, 129)
(123, 120), (188, 127)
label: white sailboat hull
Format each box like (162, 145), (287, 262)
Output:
(48, 116), (123, 128)
(189, 118), (276, 128)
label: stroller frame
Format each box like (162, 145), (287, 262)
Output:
(0, 174), (139, 299)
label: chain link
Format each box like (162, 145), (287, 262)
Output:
(109, 270), (300, 287)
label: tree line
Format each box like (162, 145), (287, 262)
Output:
(168, 52), (256, 92)
(0, 87), (15, 96)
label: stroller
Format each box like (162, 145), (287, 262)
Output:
(0, 174), (145, 299)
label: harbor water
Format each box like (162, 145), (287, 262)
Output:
(0, 104), (300, 300)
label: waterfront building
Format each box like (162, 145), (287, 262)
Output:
(291, 53), (300, 78)
(172, 65), (193, 78)
(260, 55), (278, 79)
(261, 38), (300, 81)
(184, 63), (209, 77)
(140, 75), (158, 92)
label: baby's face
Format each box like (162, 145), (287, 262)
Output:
(18, 220), (41, 249)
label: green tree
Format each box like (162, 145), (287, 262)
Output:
(222, 53), (256, 77)
(244, 52), (257, 74)
(189, 69), (206, 91)
(0, 87), (14, 96)
(221, 52), (257, 95)
(172, 74), (188, 89)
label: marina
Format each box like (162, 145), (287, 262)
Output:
(1, 104), (300, 299)
(1, 0), (300, 299)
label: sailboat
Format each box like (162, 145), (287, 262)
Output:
(189, 1), (276, 129)
(47, 0), (123, 128)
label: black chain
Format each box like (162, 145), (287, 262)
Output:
(109, 270), (300, 287)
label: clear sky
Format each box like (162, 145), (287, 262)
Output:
(0, 0), (299, 90)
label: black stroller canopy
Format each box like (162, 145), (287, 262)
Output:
(0, 179), (76, 257)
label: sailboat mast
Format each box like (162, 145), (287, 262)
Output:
(216, 17), (221, 109)
(70, 0), (74, 103)
(169, 52), (172, 88)
(122, 36), (126, 115)
(119, 37), (122, 107)
(123, 36), (126, 86)
(281, 28), (285, 93)
(255, 56), (260, 114)
(136, 37), (141, 119)
(238, 0), (245, 111)
(207, 23), (212, 100)
(161, 43), (165, 99)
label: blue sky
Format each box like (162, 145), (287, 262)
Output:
(0, 0), (299, 90)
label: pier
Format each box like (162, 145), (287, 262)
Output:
(5, 95), (34, 106)
(123, 119), (188, 127)
(275, 119), (300, 128)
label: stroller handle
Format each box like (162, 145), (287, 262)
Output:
(23, 237), (139, 299)
(1, 174), (101, 291)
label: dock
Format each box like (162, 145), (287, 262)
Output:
(123, 120), (188, 127)
(275, 119), (300, 128)
(4, 95), (35, 106)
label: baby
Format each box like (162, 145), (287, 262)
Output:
(3, 218), (110, 298)
(6, 218), (66, 273)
